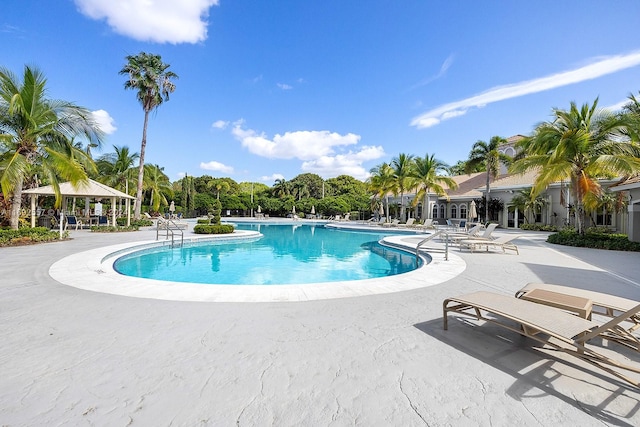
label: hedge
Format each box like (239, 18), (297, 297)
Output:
(547, 229), (640, 251)
(193, 224), (234, 234)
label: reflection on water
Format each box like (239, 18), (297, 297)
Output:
(115, 224), (419, 285)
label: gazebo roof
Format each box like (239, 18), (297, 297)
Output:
(23, 179), (134, 199)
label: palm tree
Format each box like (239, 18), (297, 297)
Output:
(119, 52), (177, 219)
(207, 178), (230, 200)
(96, 145), (139, 193)
(143, 164), (173, 212)
(511, 99), (640, 234)
(273, 178), (290, 198)
(391, 153), (415, 221)
(508, 188), (546, 224)
(368, 162), (396, 221)
(0, 65), (103, 229)
(465, 136), (511, 221)
(410, 154), (457, 220)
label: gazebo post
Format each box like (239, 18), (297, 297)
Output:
(126, 198), (131, 226)
(30, 195), (36, 228)
(111, 197), (116, 227)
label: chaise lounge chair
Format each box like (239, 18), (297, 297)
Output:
(443, 291), (640, 388)
(441, 224), (483, 243)
(458, 234), (520, 254)
(516, 282), (640, 352)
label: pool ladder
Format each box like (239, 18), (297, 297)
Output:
(156, 219), (184, 247)
(415, 230), (448, 265)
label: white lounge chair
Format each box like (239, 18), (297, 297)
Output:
(444, 290), (640, 388)
(458, 234), (521, 254)
(516, 282), (640, 352)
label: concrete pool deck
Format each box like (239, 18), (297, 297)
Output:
(1, 222), (640, 425)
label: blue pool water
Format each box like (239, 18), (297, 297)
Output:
(114, 223), (420, 285)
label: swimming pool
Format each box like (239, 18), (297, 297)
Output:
(114, 223), (421, 285)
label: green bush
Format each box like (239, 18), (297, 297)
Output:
(116, 218), (153, 227)
(519, 223), (559, 232)
(90, 225), (140, 233)
(547, 229), (640, 251)
(0, 226), (67, 246)
(197, 218), (211, 224)
(193, 224), (234, 234)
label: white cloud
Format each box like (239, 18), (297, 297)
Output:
(231, 121), (384, 179)
(176, 172), (186, 179)
(605, 99), (630, 112)
(74, 0), (220, 44)
(232, 122), (360, 160)
(91, 109), (117, 134)
(261, 173), (285, 182)
(200, 160), (234, 174)
(211, 120), (228, 129)
(410, 54), (455, 90)
(411, 50), (640, 129)
(277, 83), (293, 90)
(301, 146), (385, 180)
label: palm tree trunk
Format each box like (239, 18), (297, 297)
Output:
(9, 175), (25, 230)
(134, 110), (150, 219)
(423, 192), (429, 220)
(485, 173), (490, 222)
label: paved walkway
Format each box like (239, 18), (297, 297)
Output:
(1, 224), (639, 426)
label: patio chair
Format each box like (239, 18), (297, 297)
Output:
(441, 224), (483, 243)
(402, 218), (416, 228)
(65, 215), (82, 230)
(412, 218), (433, 231)
(516, 282), (640, 352)
(382, 219), (400, 227)
(458, 234), (521, 254)
(443, 290), (640, 388)
(97, 216), (109, 226)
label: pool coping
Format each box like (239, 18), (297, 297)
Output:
(49, 229), (466, 302)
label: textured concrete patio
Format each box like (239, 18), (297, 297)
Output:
(1, 224), (639, 425)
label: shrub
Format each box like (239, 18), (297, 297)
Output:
(197, 218), (211, 224)
(547, 229), (640, 251)
(90, 225), (139, 233)
(193, 224), (234, 234)
(116, 218), (153, 227)
(0, 226), (67, 246)
(519, 223), (559, 232)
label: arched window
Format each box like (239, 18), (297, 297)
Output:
(439, 204), (445, 218)
(451, 205), (457, 219)
(432, 204), (438, 218)
(460, 204), (467, 219)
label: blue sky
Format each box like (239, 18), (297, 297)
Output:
(3, 1), (640, 184)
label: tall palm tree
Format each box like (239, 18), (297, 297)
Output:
(465, 136), (511, 221)
(410, 153), (457, 220)
(511, 99), (640, 234)
(391, 153), (415, 221)
(0, 65), (103, 229)
(368, 162), (396, 221)
(120, 52), (177, 219)
(143, 164), (173, 212)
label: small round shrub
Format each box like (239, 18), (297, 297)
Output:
(193, 224), (234, 234)
(197, 218), (211, 224)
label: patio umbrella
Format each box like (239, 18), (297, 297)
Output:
(379, 203), (384, 216)
(257, 205), (262, 213)
(468, 200), (477, 220)
(292, 205), (296, 214)
(169, 201), (175, 213)
(311, 205), (315, 214)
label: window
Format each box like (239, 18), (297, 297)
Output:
(439, 204), (445, 218)
(596, 208), (612, 226)
(432, 204), (438, 218)
(460, 205), (467, 219)
(451, 205), (457, 219)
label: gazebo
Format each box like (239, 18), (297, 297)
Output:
(22, 179), (134, 228)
